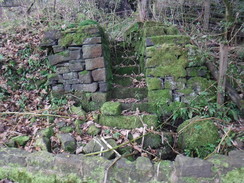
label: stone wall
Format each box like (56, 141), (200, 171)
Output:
(41, 22), (111, 109)
(0, 147), (243, 183)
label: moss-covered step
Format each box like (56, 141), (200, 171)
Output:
(112, 75), (144, 87)
(120, 102), (155, 114)
(98, 114), (158, 129)
(111, 87), (148, 100)
(113, 66), (140, 75)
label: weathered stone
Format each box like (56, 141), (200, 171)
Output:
(60, 126), (74, 133)
(91, 92), (108, 102)
(40, 30), (61, 48)
(52, 84), (64, 92)
(69, 60), (85, 72)
(228, 150), (244, 169)
(92, 68), (106, 81)
(52, 45), (64, 53)
(34, 136), (51, 152)
(148, 89), (172, 104)
(70, 106), (86, 118)
(177, 117), (220, 150)
(78, 70), (92, 83)
(69, 49), (82, 60)
(83, 138), (117, 159)
(164, 76), (177, 90)
(146, 38), (154, 47)
(64, 84), (72, 92)
(56, 66), (70, 74)
(83, 44), (102, 59)
(64, 79), (80, 85)
(98, 114), (158, 129)
(135, 157), (154, 182)
(87, 125), (101, 136)
(83, 37), (101, 45)
(63, 72), (78, 80)
(57, 133), (76, 153)
(101, 102), (122, 115)
(0, 148), (28, 166)
(38, 127), (54, 138)
(174, 154), (214, 178)
(147, 77), (163, 90)
(72, 83), (98, 92)
(48, 54), (70, 66)
(155, 161), (173, 182)
(85, 57), (105, 70)
(142, 133), (162, 149)
(99, 82), (108, 92)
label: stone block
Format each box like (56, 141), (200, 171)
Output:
(98, 114), (158, 129)
(135, 157), (154, 182)
(85, 57), (105, 70)
(63, 72), (78, 80)
(174, 155), (214, 178)
(164, 76), (177, 90)
(147, 77), (163, 90)
(99, 82), (108, 92)
(83, 37), (101, 45)
(64, 79), (80, 84)
(57, 133), (76, 153)
(78, 71), (92, 84)
(69, 60), (85, 72)
(52, 45), (64, 53)
(101, 102), (121, 115)
(83, 44), (102, 59)
(40, 30), (61, 48)
(91, 92), (108, 102)
(52, 84), (64, 92)
(72, 83), (98, 93)
(56, 66), (70, 74)
(69, 49), (82, 60)
(148, 90), (172, 104)
(92, 68), (106, 81)
(64, 84), (72, 92)
(48, 54), (69, 66)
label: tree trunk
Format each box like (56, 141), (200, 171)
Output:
(203, 0), (210, 31)
(0, 7), (3, 20)
(138, 0), (148, 22)
(217, 44), (228, 105)
(222, 0), (235, 41)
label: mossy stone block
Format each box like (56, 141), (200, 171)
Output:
(148, 89), (172, 104)
(70, 106), (86, 118)
(111, 87), (148, 100)
(9, 136), (30, 146)
(149, 35), (190, 45)
(177, 117), (220, 150)
(147, 77), (162, 90)
(187, 77), (216, 94)
(101, 102), (121, 115)
(87, 125), (101, 136)
(38, 127), (54, 138)
(98, 114), (158, 129)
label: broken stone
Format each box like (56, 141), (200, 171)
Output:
(87, 125), (101, 136)
(48, 54), (69, 66)
(52, 45), (64, 53)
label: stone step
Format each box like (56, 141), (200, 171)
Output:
(110, 87), (147, 100)
(97, 113), (158, 129)
(112, 65), (140, 75)
(112, 75), (145, 87)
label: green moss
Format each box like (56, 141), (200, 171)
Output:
(87, 125), (101, 136)
(221, 168), (244, 183)
(56, 50), (69, 57)
(79, 70), (89, 75)
(39, 127), (54, 138)
(178, 88), (194, 95)
(9, 136), (30, 146)
(101, 102), (122, 115)
(113, 66), (140, 75)
(78, 19), (98, 26)
(177, 117), (220, 150)
(98, 114), (158, 129)
(147, 77), (162, 90)
(113, 76), (133, 87)
(0, 166), (86, 183)
(143, 26), (166, 37)
(60, 126), (74, 133)
(150, 35), (190, 45)
(148, 89), (172, 105)
(70, 106), (86, 118)
(187, 77), (216, 93)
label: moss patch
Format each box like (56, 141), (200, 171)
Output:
(150, 35), (190, 45)
(101, 102), (122, 115)
(148, 90), (172, 105)
(221, 168), (244, 183)
(177, 117), (220, 150)
(98, 114), (158, 129)
(147, 77), (162, 90)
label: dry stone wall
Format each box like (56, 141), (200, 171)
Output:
(0, 147), (243, 183)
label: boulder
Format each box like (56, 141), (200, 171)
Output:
(57, 133), (76, 153)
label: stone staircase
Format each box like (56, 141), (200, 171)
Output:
(109, 41), (151, 113)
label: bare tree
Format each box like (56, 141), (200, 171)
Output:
(138, 0), (148, 22)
